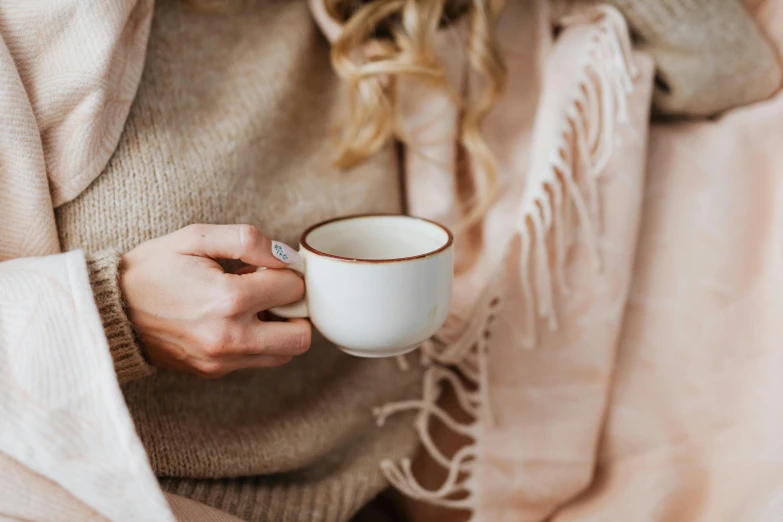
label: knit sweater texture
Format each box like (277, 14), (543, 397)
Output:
(552, 0), (782, 117)
(610, 0), (782, 116)
(55, 1), (421, 520)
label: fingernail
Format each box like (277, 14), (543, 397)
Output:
(272, 241), (302, 264)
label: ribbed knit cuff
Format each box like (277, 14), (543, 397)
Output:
(86, 250), (153, 384)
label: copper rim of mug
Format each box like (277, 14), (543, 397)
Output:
(299, 213), (454, 264)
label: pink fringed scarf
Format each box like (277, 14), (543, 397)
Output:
(359, 5), (655, 521)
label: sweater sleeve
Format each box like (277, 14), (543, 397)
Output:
(86, 250), (153, 384)
(606, 0), (782, 117)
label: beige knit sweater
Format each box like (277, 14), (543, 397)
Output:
(54, 1), (420, 520)
(552, 0), (782, 117)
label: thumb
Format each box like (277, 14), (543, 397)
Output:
(173, 224), (302, 268)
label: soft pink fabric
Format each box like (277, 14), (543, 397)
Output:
(476, 49), (653, 522)
(371, 2), (783, 521)
(551, 2), (783, 519)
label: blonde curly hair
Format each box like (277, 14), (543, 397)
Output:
(325, 0), (507, 228)
(187, 0), (507, 228)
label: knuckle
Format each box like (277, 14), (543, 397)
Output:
(200, 324), (234, 357)
(270, 269), (305, 300)
(269, 355), (293, 367)
(194, 360), (226, 379)
(259, 322), (310, 356)
(179, 224), (210, 251)
(290, 325), (312, 355)
(289, 273), (306, 299)
(183, 223), (208, 241)
(214, 279), (250, 316)
(239, 224), (265, 252)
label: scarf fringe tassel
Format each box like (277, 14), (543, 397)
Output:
(374, 6), (638, 517)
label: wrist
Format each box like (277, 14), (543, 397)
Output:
(87, 250), (152, 383)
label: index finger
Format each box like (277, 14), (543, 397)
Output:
(174, 224), (301, 268)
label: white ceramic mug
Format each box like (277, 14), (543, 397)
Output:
(269, 214), (453, 358)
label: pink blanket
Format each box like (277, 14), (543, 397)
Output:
(552, 3), (783, 519)
(375, 2), (783, 521)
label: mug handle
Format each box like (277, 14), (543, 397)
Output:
(263, 258), (309, 319)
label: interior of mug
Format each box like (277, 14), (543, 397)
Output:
(302, 215), (452, 261)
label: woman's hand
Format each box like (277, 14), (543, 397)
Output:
(120, 224), (310, 378)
